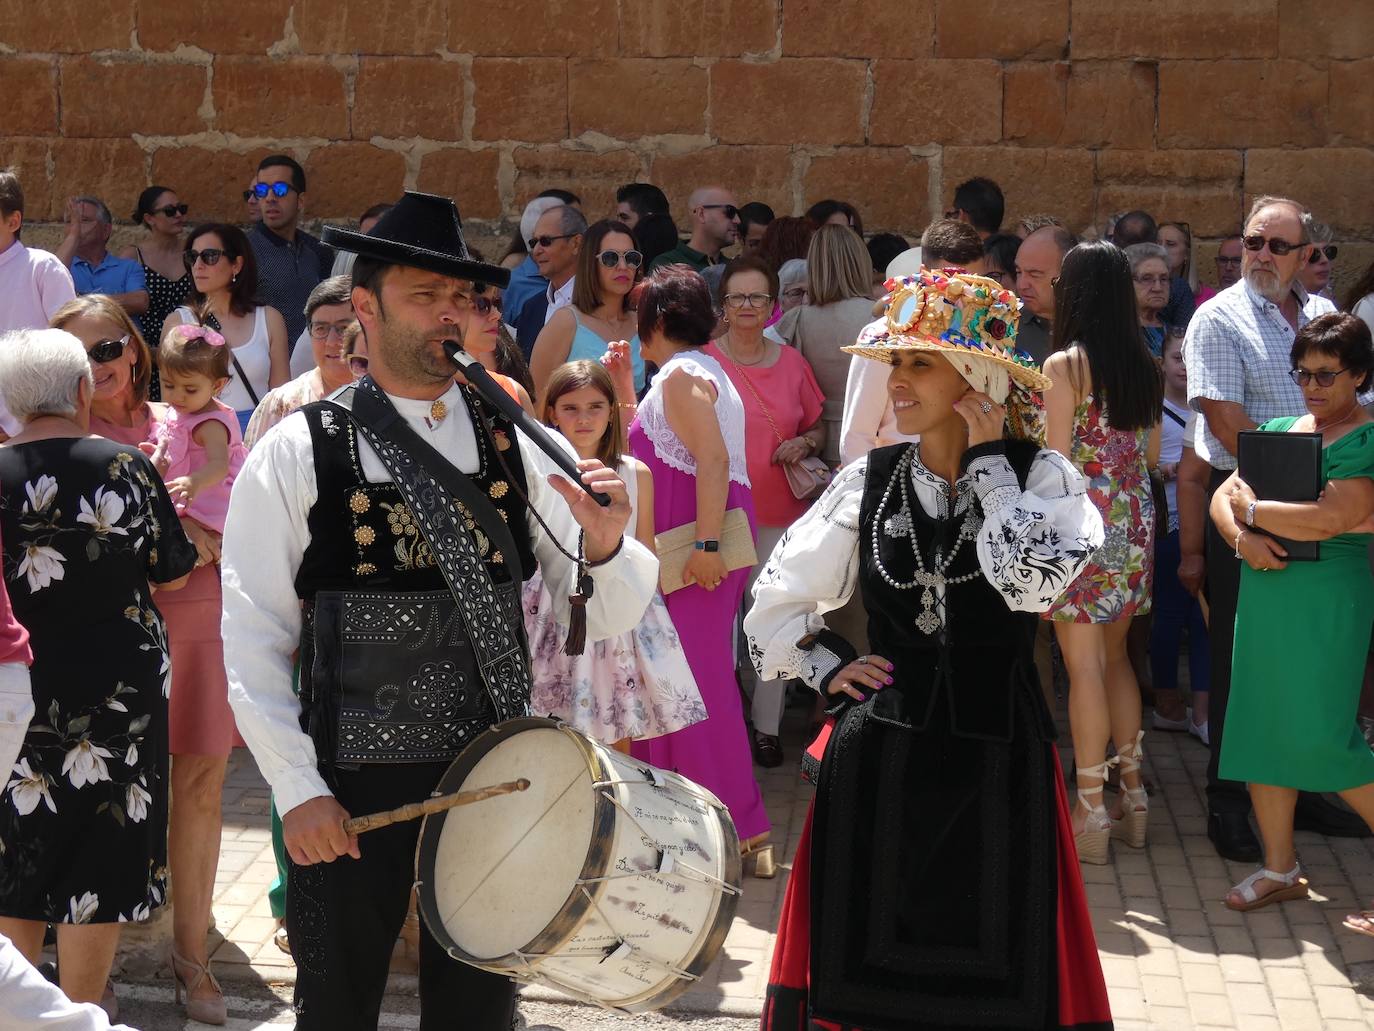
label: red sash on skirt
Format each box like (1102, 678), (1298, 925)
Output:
(760, 749), (1114, 1031)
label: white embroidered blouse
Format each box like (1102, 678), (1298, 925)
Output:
(636, 350), (750, 487)
(743, 444), (1105, 691)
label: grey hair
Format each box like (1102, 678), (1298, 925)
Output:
(520, 196), (562, 243)
(304, 274), (354, 318)
(1124, 242), (1170, 273)
(0, 328), (93, 422)
(73, 196), (112, 224)
(544, 204), (588, 237)
(778, 258), (808, 289)
(1245, 195), (1314, 243)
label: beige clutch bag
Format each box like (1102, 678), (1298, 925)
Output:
(655, 507), (758, 595)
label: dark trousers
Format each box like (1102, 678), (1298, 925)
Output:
(1204, 467), (1252, 815)
(1150, 529), (1211, 698)
(286, 762), (517, 1031)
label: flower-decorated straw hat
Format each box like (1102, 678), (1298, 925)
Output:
(843, 268), (1051, 393)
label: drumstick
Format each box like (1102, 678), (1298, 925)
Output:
(342, 779), (530, 836)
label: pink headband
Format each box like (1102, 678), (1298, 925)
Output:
(175, 325), (225, 348)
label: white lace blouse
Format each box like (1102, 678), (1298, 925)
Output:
(743, 444), (1105, 690)
(636, 350), (750, 488)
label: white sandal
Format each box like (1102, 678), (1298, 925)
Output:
(1074, 758), (1116, 865)
(1111, 731), (1149, 849)
(1225, 863), (1309, 912)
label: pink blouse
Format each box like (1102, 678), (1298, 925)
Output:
(705, 341), (825, 528)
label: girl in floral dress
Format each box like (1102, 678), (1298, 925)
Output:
(1042, 241), (1163, 866)
(523, 360), (705, 751)
(0, 327), (196, 1007)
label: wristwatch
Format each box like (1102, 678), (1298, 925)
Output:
(1245, 499), (1259, 527)
(694, 539), (720, 552)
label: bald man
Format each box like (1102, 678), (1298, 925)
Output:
(647, 186), (740, 272)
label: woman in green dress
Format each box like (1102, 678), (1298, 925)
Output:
(1210, 313), (1374, 928)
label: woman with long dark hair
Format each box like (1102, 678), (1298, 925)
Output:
(528, 219), (645, 403)
(1043, 240), (1163, 866)
(118, 185), (191, 399)
(161, 223), (289, 434)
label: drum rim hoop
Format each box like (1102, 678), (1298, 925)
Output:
(415, 716), (617, 964)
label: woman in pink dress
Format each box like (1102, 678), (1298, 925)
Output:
(52, 294), (231, 1023)
(616, 266), (774, 876)
(705, 254), (825, 769)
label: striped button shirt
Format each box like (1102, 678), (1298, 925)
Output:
(1184, 278), (1336, 470)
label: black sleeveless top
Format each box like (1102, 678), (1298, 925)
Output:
(856, 440), (1052, 743)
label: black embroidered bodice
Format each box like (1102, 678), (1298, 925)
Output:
(856, 441), (1052, 743)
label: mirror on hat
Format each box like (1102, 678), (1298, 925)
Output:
(887, 286), (924, 334)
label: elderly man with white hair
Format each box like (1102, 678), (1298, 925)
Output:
(502, 192), (580, 323)
(0, 327), (195, 1021)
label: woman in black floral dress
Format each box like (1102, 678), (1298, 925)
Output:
(0, 327), (195, 1006)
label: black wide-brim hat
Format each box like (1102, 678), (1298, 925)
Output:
(322, 190), (510, 289)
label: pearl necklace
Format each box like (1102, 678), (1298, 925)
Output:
(871, 445), (982, 636)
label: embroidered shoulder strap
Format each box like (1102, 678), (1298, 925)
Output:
(327, 378), (529, 723)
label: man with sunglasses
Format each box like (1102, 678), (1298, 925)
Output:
(1184, 194), (1362, 861)
(248, 154), (334, 350)
(53, 196), (148, 318)
(646, 186), (740, 272)
(510, 204), (586, 357)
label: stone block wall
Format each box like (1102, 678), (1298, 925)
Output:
(2, 0), (1372, 291)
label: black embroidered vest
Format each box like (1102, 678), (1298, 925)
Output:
(294, 385), (536, 765)
(856, 441), (1053, 743)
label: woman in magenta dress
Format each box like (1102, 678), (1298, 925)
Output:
(613, 266), (774, 876)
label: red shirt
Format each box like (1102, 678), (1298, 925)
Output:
(0, 511), (33, 666)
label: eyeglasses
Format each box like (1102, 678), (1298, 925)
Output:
(464, 294), (502, 316)
(253, 181), (296, 199)
(596, 249), (643, 269)
(1133, 274), (1170, 287)
(309, 320), (355, 340)
(1242, 234), (1303, 256)
(782, 286), (809, 302)
(528, 233), (577, 250)
(723, 292), (772, 309)
(347, 355), (369, 377)
(1215, 255), (1243, 267)
(87, 336), (129, 364)
(699, 204), (740, 221)
(1309, 245), (1337, 263)
(155, 203), (189, 218)
(1289, 367), (1350, 387)
(183, 248), (225, 268)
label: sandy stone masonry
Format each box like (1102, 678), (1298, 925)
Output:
(1, 0), (1372, 289)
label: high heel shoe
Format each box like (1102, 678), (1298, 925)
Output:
(741, 835), (777, 879)
(169, 945), (227, 1026)
(1111, 731), (1149, 850)
(1074, 758), (1116, 865)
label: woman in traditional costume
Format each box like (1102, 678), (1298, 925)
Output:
(745, 270), (1115, 1031)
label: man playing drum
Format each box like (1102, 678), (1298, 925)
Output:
(222, 192), (658, 1030)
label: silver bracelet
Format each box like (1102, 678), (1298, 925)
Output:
(1245, 499), (1259, 527)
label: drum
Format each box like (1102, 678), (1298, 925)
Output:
(415, 717), (741, 1012)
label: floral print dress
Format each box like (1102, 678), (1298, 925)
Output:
(1046, 396), (1155, 623)
(0, 438), (196, 924)
(523, 458), (707, 744)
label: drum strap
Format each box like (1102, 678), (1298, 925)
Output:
(329, 378), (529, 723)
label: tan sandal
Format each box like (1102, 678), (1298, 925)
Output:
(169, 945), (227, 1026)
(1111, 731), (1149, 849)
(1073, 758), (1115, 865)
(1342, 909), (1374, 937)
(741, 834), (776, 879)
(1225, 864), (1309, 912)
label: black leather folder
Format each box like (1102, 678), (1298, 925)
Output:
(1236, 429), (1323, 561)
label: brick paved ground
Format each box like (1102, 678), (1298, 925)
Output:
(109, 697), (1374, 1029)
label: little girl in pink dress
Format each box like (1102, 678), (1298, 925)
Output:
(146, 324), (248, 534)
